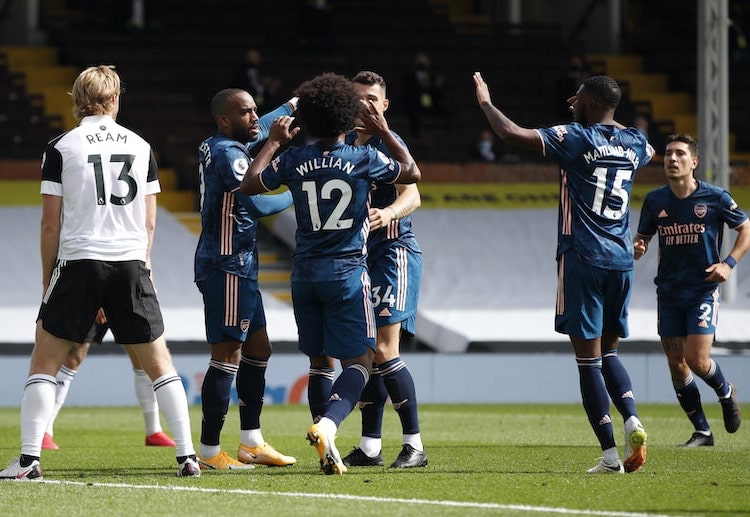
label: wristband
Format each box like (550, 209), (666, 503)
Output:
(723, 256), (737, 268)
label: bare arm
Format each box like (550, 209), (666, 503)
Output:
(705, 219), (750, 282)
(370, 183), (421, 231)
(145, 193), (157, 270)
(359, 100), (421, 183)
(240, 115), (300, 195)
(40, 194), (62, 293)
(473, 72), (542, 152)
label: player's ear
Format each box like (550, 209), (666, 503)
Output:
(383, 98), (390, 113)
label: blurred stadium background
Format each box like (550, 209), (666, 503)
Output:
(1, 0), (749, 405)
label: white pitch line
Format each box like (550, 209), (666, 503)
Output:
(41, 479), (680, 517)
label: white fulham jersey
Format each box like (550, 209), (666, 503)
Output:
(41, 115), (161, 262)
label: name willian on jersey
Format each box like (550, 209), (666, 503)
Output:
(294, 156), (354, 176)
(583, 144), (640, 169)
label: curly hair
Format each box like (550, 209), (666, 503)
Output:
(294, 73), (361, 138)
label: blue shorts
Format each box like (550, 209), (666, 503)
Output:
(197, 270), (266, 344)
(555, 252), (631, 340)
(367, 242), (422, 335)
(657, 287), (719, 337)
(292, 265), (376, 360)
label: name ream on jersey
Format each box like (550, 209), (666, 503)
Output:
(583, 145), (640, 168)
(658, 222), (705, 246)
(85, 131), (127, 145)
(295, 157), (354, 176)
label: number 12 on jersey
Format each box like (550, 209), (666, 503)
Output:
(302, 179), (354, 231)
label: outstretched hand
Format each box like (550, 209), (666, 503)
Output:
(473, 71), (492, 106)
(269, 115), (300, 145)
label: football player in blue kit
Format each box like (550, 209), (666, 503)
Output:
(194, 88), (297, 470)
(240, 73), (422, 475)
(634, 134), (748, 447)
(339, 71), (427, 469)
(474, 72), (652, 474)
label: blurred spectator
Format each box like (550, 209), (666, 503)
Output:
(468, 130), (498, 162)
(230, 49), (282, 112)
(401, 53), (447, 136)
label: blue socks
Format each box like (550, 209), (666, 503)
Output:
(237, 355), (267, 430)
(324, 364), (369, 427)
(307, 366), (334, 423)
(200, 360), (237, 446)
(578, 357), (616, 450)
(602, 349), (638, 421)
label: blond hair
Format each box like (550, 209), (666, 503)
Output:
(70, 65), (121, 120)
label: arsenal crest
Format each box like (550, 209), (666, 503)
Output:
(240, 319), (250, 332)
(693, 204), (707, 218)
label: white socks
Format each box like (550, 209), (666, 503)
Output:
(403, 433), (424, 452)
(358, 436), (382, 457)
(133, 369), (162, 435)
(46, 366), (77, 435)
(152, 372), (195, 458)
(21, 374), (57, 457)
(240, 428), (264, 448)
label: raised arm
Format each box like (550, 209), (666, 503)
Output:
(234, 190), (293, 218)
(473, 72), (542, 152)
(359, 100), (421, 183)
(240, 115), (299, 195)
(253, 97), (298, 144)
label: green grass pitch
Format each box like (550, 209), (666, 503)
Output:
(1, 403), (748, 516)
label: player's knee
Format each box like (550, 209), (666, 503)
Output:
(687, 356), (711, 377)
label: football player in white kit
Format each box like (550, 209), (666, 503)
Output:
(0, 65), (200, 480)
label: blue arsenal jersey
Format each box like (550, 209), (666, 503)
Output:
(194, 103), (293, 282)
(259, 140), (401, 281)
(637, 181), (748, 294)
(536, 123), (653, 270)
(344, 130), (420, 258)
